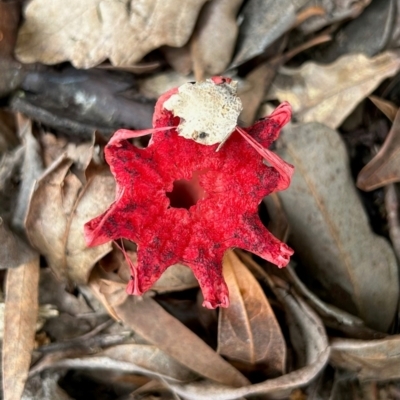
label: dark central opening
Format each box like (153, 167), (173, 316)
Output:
(166, 171), (206, 209)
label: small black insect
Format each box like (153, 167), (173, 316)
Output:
(199, 132), (208, 139)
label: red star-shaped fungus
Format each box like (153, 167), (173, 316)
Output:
(84, 77), (294, 308)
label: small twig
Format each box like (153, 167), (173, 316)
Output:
(30, 332), (132, 376)
(293, 6), (326, 28)
(271, 34), (332, 65)
(36, 330), (129, 355)
(73, 319), (115, 341)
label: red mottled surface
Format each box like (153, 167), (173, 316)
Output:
(84, 80), (294, 308)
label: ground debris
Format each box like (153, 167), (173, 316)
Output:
(1, 1), (400, 398)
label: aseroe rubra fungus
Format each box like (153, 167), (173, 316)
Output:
(84, 77), (294, 309)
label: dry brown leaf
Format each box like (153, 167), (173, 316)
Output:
(66, 168), (116, 283)
(0, 1), (20, 58)
(25, 157), (80, 281)
(15, 0), (209, 68)
(25, 142), (115, 284)
(191, 0), (243, 78)
(217, 251), (286, 374)
(238, 255), (330, 371)
(89, 263), (129, 320)
(114, 296), (250, 388)
(38, 132), (69, 168)
(168, 286), (329, 400)
(369, 95), (398, 122)
(269, 51), (400, 129)
(330, 336), (400, 381)
(357, 107), (400, 191)
(277, 122), (399, 332)
(2, 256), (40, 400)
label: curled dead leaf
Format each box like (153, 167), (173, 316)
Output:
(89, 265), (127, 321)
(25, 139), (115, 284)
(357, 107), (400, 191)
(369, 95), (398, 122)
(218, 251), (286, 375)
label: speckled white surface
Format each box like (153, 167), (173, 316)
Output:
(163, 79), (242, 145)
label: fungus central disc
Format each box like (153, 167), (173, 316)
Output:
(163, 78), (242, 145)
(167, 171), (206, 210)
